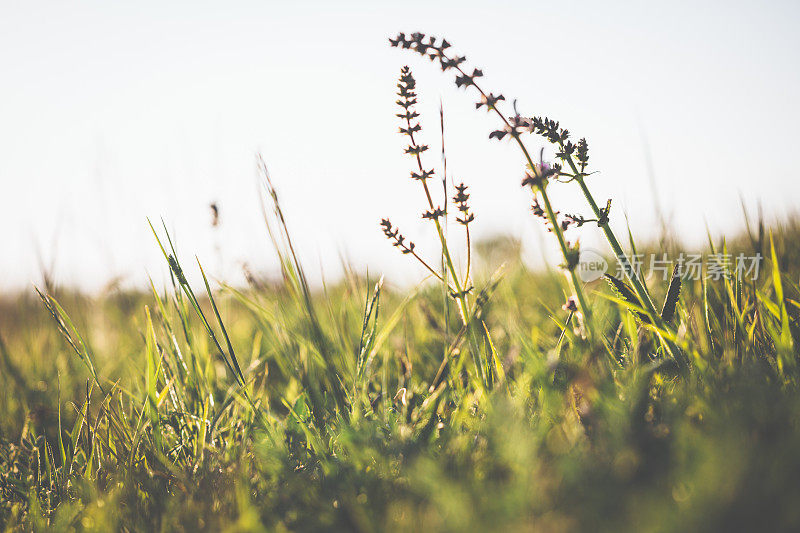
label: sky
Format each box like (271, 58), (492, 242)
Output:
(1, 0), (799, 292)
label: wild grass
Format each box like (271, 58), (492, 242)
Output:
(2, 33), (800, 532)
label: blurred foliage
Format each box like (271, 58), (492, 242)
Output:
(1, 217), (800, 532)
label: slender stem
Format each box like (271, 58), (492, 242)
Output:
(409, 249), (447, 283)
(405, 119), (488, 387)
(558, 146), (659, 316)
(465, 224), (472, 287)
(558, 147), (689, 369)
(529, 178), (593, 333)
(443, 59), (593, 336)
(406, 123), (470, 323)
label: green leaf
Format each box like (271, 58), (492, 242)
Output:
(604, 274), (650, 324)
(660, 265), (682, 322)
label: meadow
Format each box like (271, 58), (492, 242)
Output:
(2, 33), (800, 532)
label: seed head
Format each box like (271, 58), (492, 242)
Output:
(411, 169), (435, 181)
(405, 144), (429, 155)
(452, 183), (475, 225)
(576, 138), (590, 171)
(455, 68), (483, 89)
(422, 207), (446, 221)
(395, 67), (430, 159)
(167, 255), (187, 285)
(380, 218), (416, 254)
(524, 116), (569, 144)
(476, 93), (505, 111)
(521, 162), (559, 189)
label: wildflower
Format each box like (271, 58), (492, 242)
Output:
(399, 123), (421, 135)
(395, 66), (433, 163)
(388, 32), (411, 48)
(596, 199), (611, 226)
(562, 296), (579, 312)
(452, 183), (469, 206)
(455, 68), (483, 89)
(563, 213), (587, 229)
(525, 116), (569, 143)
(576, 138), (590, 171)
(492, 114), (530, 142)
(521, 162), (559, 188)
(422, 207), (446, 221)
(556, 140), (576, 160)
(411, 169), (435, 181)
(381, 66), (454, 284)
(489, 124), (514, 141)
(563, 242), (581, 271)
(380, 218), (416, 254)
(396, 110), (420, 121)
(405, 144), (429, 155)
(476, 93), (505, 111)
(453, 183), (475, 225)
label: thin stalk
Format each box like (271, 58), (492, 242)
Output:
(410, 249), (448, 283)
(443, 61), (593, 336)
(559, 149), (658, 316)
(506, 132), (592, 335)
(465, 225), (472, 287)
(392, 37), (593, 335)
(405, 122), (472, 326)
(439, 101), (452, 389)
(558, 148), (688, 368)
(405, 118), (488, 387)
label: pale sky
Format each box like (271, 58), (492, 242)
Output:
(2, 0), (799, 291)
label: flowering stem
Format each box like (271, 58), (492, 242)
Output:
(453, 68), (594, 337)
(406, 128), (467, 311)
(559, 146), (659, 316)
(558, 145), (689, 368)
(405, 119), (489, 388)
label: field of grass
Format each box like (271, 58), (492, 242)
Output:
(3, 33), (800, 532)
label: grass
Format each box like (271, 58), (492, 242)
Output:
(2, 33), (800, 532)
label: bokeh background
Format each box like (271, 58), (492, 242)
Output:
(2, 0), (799, 291)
